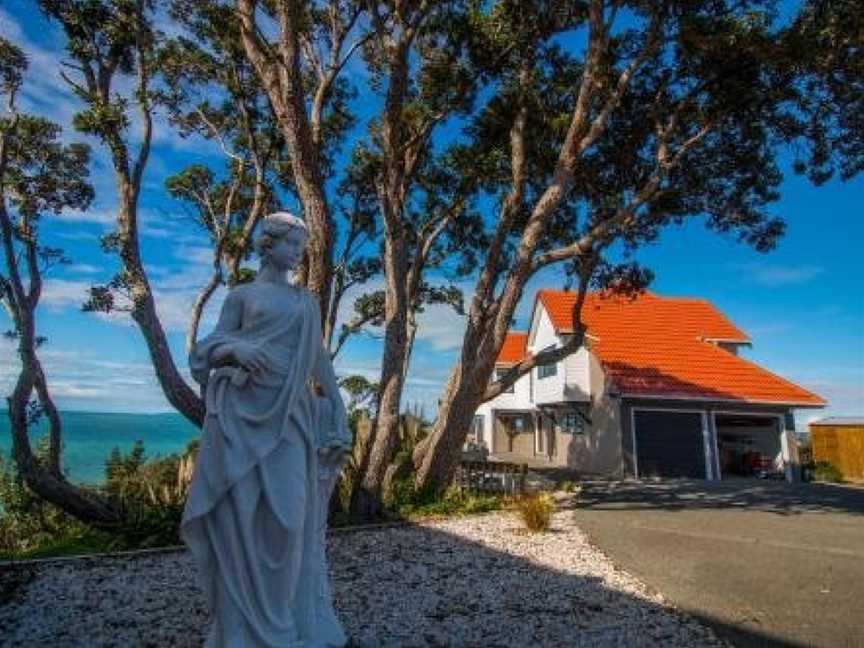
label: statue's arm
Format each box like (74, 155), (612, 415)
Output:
(313, 344), (348, 433)
(309, 294), (350, 450)
(190, 289), (244, 384)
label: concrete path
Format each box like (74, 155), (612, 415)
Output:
(574, 479), (864, 648)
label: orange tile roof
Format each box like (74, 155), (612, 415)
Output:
(516, 290), (824, 407)
(497, 331), (529, 365)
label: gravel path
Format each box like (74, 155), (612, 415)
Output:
(0, 507), (724, 647)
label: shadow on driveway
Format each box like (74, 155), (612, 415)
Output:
(574, 480), (864, 647)
(579, 478), (864, 516)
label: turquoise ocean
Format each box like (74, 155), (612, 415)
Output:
(0, 411), (200, 485)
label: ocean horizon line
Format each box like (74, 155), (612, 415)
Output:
(0, 408), (189, 418)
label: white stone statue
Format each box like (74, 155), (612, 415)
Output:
(181, 212), (351, 648)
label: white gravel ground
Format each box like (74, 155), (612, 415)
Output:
(0, 506), (725, 647)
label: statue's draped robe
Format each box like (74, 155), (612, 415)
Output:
(182, 287), (347, 648)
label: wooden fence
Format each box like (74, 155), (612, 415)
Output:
(454, 461), (528, 495)
(810, 424), (864, 482)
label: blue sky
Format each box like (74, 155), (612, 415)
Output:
(1, 1), (862, 430)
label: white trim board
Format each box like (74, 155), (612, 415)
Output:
(620, 393), (821, 408)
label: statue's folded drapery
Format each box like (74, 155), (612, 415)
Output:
(181, 287), (347, 648)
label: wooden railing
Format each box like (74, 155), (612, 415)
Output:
(454, 461), (528, 495)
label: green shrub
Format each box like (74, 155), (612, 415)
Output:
(389, 480), (505, 518)
(102, 441), (196, 549)
(558, 480), (580, 493)
(0, 436), (91, 558)
(813, 461), (844, 483)
(0, 438), (199, 559)
(515, 492), (555, 532)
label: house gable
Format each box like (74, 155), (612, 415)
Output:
(534, 290), (824, 408)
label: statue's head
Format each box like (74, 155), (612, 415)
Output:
(254, 211), (309, 271)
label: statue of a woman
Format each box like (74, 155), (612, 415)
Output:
(181, 212), (351, 648)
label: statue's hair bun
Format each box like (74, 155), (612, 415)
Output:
(263, 211), (309, 233)
(255, 211), (309, 258)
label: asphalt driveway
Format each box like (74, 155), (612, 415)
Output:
(574, 479), (864, 648)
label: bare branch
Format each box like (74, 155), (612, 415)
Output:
(196, 106), (244, 163)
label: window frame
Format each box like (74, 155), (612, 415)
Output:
(495, 367), (516, 393)
(562, 412), (585, 435)
(537, 345), (558, 380)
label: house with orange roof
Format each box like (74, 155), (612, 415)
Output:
(472, 290), (825, 480)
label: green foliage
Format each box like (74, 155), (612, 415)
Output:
(339, 375), (379, 414)
(0, 437), (91, 558)
(812, 461), (844, 483)
(0, 37), (27, 95)
(0, 114), (94, 218)
(515, 492), (555, 532)
(389, 481), (504, 518)
(101, 440), (198, 549)
(558, 480), (579, 494)
(0, 438), (200, 559)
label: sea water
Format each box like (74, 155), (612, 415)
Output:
(0, 410), (200, 485)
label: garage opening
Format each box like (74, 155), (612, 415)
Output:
(633, 410), (707, 479)
(716, 414), (783, 479)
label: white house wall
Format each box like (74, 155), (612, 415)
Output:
(530, 307), (565, 404)
(563, 342), (591, 401)
(528, 304), (591, 405)
(475, 369), (533, 451)
(553, 350), (624, 475)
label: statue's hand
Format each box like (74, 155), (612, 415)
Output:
(318, 440), (351, 465)
(231, 342), (269, 373)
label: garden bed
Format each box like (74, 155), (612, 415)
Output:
(0, 505), (725, 647)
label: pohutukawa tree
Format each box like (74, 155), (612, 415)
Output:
(410, 0), (863, 492)
(232, 0), (480, 517)
(161, 0), (380, 355)
(0, 37), (120, 524)
(40, 0), (206, 425)
(158, 0), (288, 354)
(234, 0), (368, 324)
(349, 0), (483, 515)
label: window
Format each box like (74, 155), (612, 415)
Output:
(471, 415), (484, 444)
(537, 345), (557, 379)
(562, 412), (584, 434)
(495, 368), (515, 393)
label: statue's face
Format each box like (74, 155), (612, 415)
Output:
(268, 228), (307, 271)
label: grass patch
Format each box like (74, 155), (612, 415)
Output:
(0, 529), (116, 561)
(389, 480), (507, 519)
(515, 492), (555, 532)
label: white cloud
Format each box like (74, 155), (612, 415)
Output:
(0, 9), (80, 131)
(53, 207), (117, 226)
(39, 279), (91, 311)
(414, 300), (468, 351)
(0, 339), (182, 413)
(66, 263), (101, 275)
(333, 276), (475, 353)
(738, 263), (825, 287)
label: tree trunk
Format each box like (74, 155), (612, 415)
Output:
(286, 151), (334, 325)
(413, 359), (487, 494)
(116, 195), (204, 427)
(351, 236), (410, 518)
(186, 269), (222, 355)
(6, 314), (120, 526)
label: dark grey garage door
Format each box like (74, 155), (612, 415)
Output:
(634, 410), (706, 478)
